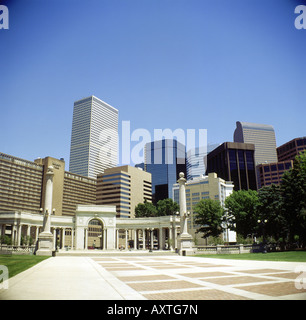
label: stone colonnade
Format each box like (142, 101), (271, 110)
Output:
(0, 222), (75, 250)
(0, 207), (181, 251)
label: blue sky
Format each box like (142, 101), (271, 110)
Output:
(0, 0), (305, 168)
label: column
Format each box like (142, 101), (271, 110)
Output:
(26, 224), (31, 239)
(125, 229), (128, 250)
(159, 228), (162, 250)
(53, 228), (56, 250)
(62, 228), (66, 249)
(17, 224), (22, 246)
(71, 228), (74, 249)
(133, 229), (137, 249)
(150, 229), (154, 251)
(169, 226), (173, 250)
(174, 225), (178, 249)
(116, 229), (119, 249)
(35, 226), (39, 243)
(85, 228), (88, 249)
(103, 229), (107, 250)
(142, 229), (146, 250)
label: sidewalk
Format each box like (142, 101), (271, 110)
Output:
(0, 256), (145, 300)
(1, 254), (306, 300)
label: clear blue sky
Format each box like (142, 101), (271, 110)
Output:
(0, 0), (305, 168)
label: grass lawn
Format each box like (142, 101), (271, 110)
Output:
(0, 255), (49, 278)
(196, 251), (306, 262)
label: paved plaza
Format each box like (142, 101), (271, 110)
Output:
(1, 254), (306, 300)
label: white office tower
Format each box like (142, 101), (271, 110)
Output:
(69, 96), (118, 179)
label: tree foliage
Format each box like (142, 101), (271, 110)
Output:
(156, 198), (179, 216)
(194, 199), (224, 239)
(135, 200), (157, 217)
(280, 151), (306, 243)
(224, 189), (259, 238)
(135, 198), (179, 217)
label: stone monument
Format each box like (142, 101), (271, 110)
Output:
(36, 166), (54, 256)
(177, 172), (195, 255)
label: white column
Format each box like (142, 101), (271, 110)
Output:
(35, 226), (39, 243)
(103, 229), (107, 250)
(174, 226), (178, 249)
(17, 224), (22, 246)
(133, 229), (137, 249)
(116, 229), (119, 249)
(85, 228), (88, 249)
(71, 228), (74, 249)
(27, 224), (31, 238)
(62, 228), (66, 249)
(125, 229), (128, 250)
(53, 228), (56, 250)
(42, 166), (54, 234)
(169, 226), (173, 250)
(142, 229), (145, 250)
(150, 229), (154, 250)
(159, 228), (162, 250)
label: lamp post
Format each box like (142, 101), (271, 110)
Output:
(258, 219), (268, 253)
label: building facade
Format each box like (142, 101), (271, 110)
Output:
(69, 95), (119, 179)
(206, 142), (257, 191)
(96, 165), (152, 218)
(0, 153), (96, 217)
(144, 139), (186, 203)
(173, 173), (235, 244)
(277, 137), (306, 162)
(234, 121), (277, 166)
(257, 160), (293, 188)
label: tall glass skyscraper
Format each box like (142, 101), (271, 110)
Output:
(144, 139), (186, 203)
(69, 95), (118, 179)
(186, 144), (220, 180)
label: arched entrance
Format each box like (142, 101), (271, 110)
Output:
(88, 219), (104, 249)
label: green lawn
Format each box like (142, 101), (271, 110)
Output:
(0, 255), (49, 278)
(196, 251), (306, 262)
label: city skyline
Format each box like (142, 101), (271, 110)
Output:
(1, 0), (305, 167)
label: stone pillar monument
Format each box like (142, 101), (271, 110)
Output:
(177, 172), (195, 255)
(36, 166), (54, 256)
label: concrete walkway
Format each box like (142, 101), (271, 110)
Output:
(1, 254), (306, 300)
(0, 256), (145, 300)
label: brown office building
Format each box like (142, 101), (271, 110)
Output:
(277, 137), (306, 162)
(257, 160), (293, 188)
(206, 142), (257, 191)
(96, 165), (152, 218)
(0, 153), (96, 217)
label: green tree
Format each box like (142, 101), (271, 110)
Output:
(135, 200), (157, 217)
(256, 184), (287, 241)
(224, 189), (259, 238)
(156, 198), (179, 216)
(193, 199), (224, 239)
(281, 151), (306, 244)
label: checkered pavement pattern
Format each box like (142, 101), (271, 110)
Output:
(92, 256), (306, 300)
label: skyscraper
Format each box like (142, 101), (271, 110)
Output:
(144, 139), (186, 203)
(96, 165), (152, 218)
(186, 144), (220, 180)
(69, 96), (118, 179)
(206, 142), (257, 191)
(234, 121), (277, 165)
